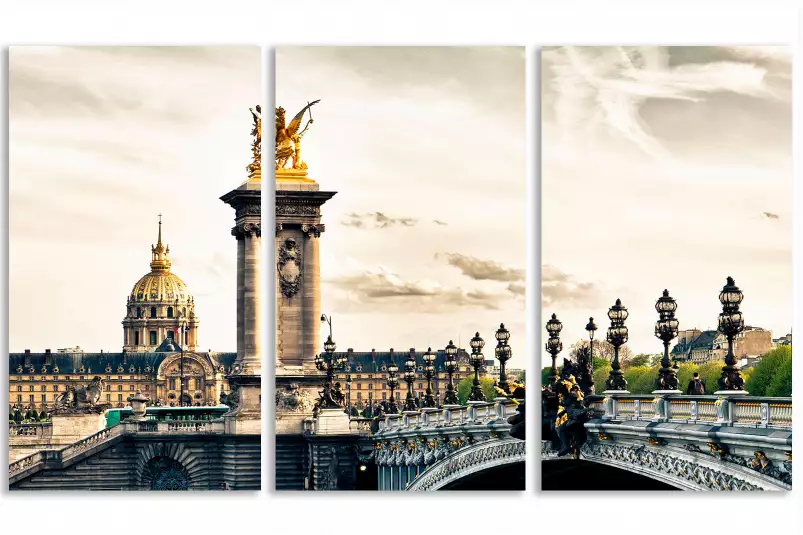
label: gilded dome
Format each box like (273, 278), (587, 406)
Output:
(129, 215), (192, 304)
(130, 271), (190, 303)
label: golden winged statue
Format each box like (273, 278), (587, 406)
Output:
(275, 100), (320, 170)
(246, 105), (261, 177)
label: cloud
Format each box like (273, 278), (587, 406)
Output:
(438, 252), (524, 282)
(506, 283), (525, 297)
(324, 266), (508, 311)
(762, 212), (780, 220)
(433, 219), (448, 226)
(541, 265), (600, 308)
(342, 212), (418, 229)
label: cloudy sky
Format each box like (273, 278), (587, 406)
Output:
(276, 47), (527, 367)
(9, 46), (260, 353)
(541, 46), (792, 364)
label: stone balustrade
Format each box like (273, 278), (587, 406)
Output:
(9, 423), (51, 437)
(590, 394), (792, 429)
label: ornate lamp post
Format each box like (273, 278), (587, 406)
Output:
(314, 334), (346, 407)
(545, 314), (563, 387)
(654, 289), (680, 391)
(717, 276), (746, 391)
(386, 355), (399, 413)
(443, 340), (459, 405)
(403, 350), (417, 411)
(422, 347), (436, 407)
(494, 324), (512, 394)
(585, 317), (598, 360)
(467, 332), (486, 402)
(604, 299), (629, 392)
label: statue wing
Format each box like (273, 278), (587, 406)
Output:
(286, 99), (321, 135)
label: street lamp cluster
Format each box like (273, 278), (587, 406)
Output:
(544, 276), (748, 395)
(315, 318), (519, 412)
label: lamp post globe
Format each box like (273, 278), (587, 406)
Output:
(545, 314), (563, 387)
(604, 299), (629, 392)
(467, 332), (486, 402)
(717, 276), (746, 391)
(386, 355), (399, 413)
(443, 340), (459, 405)
(654, 289), (680, 391)
(422, 347), (437, 408)
(403, 351), (417, 411)
(494, 323), (512, 395)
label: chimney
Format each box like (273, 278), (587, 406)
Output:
(24, 349), (30, 354)
(371, 349), (376, 361)
(45, 349), (50, 354)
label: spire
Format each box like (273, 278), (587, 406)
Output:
(150, 214), (171, 272)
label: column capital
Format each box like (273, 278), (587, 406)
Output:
(301, 224), (325, 238)
(232, 222), (262, 239)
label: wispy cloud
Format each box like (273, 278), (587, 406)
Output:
(438, 252), (524, 282)
(541, 264), (600, 308)
(342, 212), (418, 229)
(762, 211), (780, 220)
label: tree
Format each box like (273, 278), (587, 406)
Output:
(766, 353), (792, 397)
(697, 361), (724, 394)
(457, 376), (496, 404)
(746, 346), (791, 396)
(623, 365), (652, 392)
(515, 370), (526, 383)
(541, 366), (552, 386)
(570, 339), (633, 365)
(592, 361), (612, 394)
(624, 354), (653, 369)
(675, 362), (698, 392)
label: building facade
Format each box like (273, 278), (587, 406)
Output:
(8, 218), (233, 411)
(671, 326), (774, 365)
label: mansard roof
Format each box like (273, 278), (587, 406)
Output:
(331, 348), (471, 373)
(9, 350), (236, 375)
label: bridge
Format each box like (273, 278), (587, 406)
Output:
(9, 418), (260, 490)
(542, 393), (792, 491)
(360, 398), (525, 491)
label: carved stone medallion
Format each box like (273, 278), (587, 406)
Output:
(277, 238), (303, 299)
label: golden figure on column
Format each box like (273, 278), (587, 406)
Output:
(275, 100), (320, 171)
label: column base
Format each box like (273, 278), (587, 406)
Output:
(223, 374), (261, 435)
(315, 408), (350, 435)
(714, 389), (749, 396)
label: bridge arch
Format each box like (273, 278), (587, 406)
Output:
(134, 441), (202, 490)
(407, 438), (525, 491)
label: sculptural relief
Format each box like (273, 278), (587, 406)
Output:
(277, 238), (303, 299)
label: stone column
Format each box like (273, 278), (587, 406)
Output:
(220, 179), (261, 434)
(301, 225), (321, 364)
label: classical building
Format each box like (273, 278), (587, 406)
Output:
(8, 218), (234, 411)
(333, 348), (475, 409)
(122, 217), (200, 351)
(671, 326), (774, 365)
(671, 330), (718, 365)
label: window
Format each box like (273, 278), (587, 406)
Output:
(65, 376), (71, 381)
(41, 385), (46, 392)
(106, 394), (111, 402)
(118, 385), (123, 391)
(356, 384), (362, 390)
(356, 393), (362, 401)
(169, 378), (177, 390)
(41, 394), (46, 403)
(150, 306), (157, 318)
(368, 384), (373, 390)
(144, 384), (149, 391)
(29, 395), (34, 403)
(16, 386), (21, 392)
(136, 307), (142, 318)
(52, 376), (58, 381)
(382, 392), (387, 400)
(118, 376), (122, 381)
(118, 394), (123, 402)
(150, 331), (157, 345)
(29, 385), (34, 392)
(167, 306), (174, 318)
(80, 376), (84, 380)
(194, 378), (201, 390)
(130, 385), (135, 391)
(129, 376), (134, 380)
(17, 395), (22, 403)
(418, 383), (423, 389)
(53, 385), (58, 392)
(134, 332), (140, 345)
(106, 375), (111, 381)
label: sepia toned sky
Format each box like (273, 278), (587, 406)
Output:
(276, 47), (527, 368)
(9, 46), (261, 353)
(541, 46), (792, 364)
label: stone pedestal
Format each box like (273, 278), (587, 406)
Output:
(315, 408), (351, 435)
(221, 172), (262, 433)
(51, 412), (106, 443)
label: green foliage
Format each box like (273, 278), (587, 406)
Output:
(515, 370), (526, 383)
(696, 361), (723, 394)
(624, 354), (652, 369)
(766, 354), (792, 397)
(457, 376), (496, 404)
(745, 346), (791, 396)
(592, 361), (611, 393)
(623, 365), (652, 391)
(675, 362), (698, 392)
(541, 366), (552, 386)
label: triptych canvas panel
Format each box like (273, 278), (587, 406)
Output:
(6, 45), (791, 492)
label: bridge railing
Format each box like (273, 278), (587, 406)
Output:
(9, 422), (52, 437)
(596, 393), (792, 429)
(375, 398), (520, 433)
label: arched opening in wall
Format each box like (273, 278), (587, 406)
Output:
(150, 306), (157, 318)
(541, 459), (679, 491)
(355, 461), (378, 490)
(438, 460), (525, 491)
(167, 306), (173, 318)
(136, 307), (142, 318)
(179, 393), (192, 406)
(142, 456), (190, 490)
(134, 332), (140, 346)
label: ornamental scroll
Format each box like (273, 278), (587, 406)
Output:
(277, 238), (303, 299)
